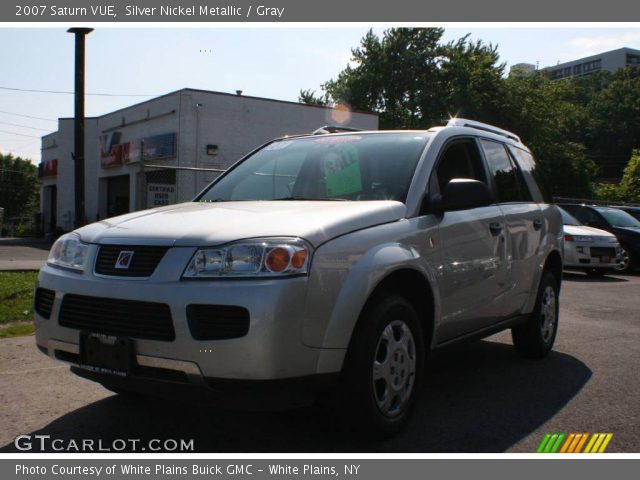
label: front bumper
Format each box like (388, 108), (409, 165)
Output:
(563, 241), (621, 269)
(35, 254), (346, 391)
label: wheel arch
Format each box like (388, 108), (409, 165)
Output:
(543, 249), (563, 288)
(347, 268), (437, 355)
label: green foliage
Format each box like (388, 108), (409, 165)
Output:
(586, 68), (640, 162)
(620, 150), (640, 202)
(0, 271), (38, 325)
(0, 152), (39, 221)
(597, 149), (640, 202)
(298, 89), (328, 106)
(594, 182), (625, 202)
(304, 28), (608, 197)
(321, 28), (504, 129)
(0, 322), (35, 338)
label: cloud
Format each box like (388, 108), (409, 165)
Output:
(561, 31), (640, 61)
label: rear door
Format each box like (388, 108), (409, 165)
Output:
(480, 139), (543, 318)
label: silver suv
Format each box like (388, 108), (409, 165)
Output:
(35, 119), (563, 435)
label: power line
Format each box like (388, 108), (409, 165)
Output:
(0, 109), (57, 122)
(0, 121), (51, 132)
(0, 85), (155, 97)
(0, 129), (41, 138)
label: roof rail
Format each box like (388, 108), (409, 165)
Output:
(311, 125), (363, 135)
(446, 118), (521, 143)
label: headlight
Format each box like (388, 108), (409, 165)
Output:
(47, 233), (89, 272)
(564, 234), (593, 243)
(183, 238), (312, 278)
(607, 237), (619, 243)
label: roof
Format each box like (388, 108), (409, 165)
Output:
(57, 88), (378, 123)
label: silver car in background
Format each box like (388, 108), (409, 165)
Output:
(559, 207), (621, 276)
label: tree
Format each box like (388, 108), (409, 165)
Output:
(321, 28), (446, 128)
(596, 149), (640, 202)
(303, 27), (596, 197)
(298, 89), (328, 106)
(0, 153), (39, 221)
(498, 73), (597, 197)
(585, 68), (640, 175)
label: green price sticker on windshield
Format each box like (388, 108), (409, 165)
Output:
(324, 151), (362, 197)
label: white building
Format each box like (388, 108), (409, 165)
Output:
(39, 88), (378, 233)
(545, 47), (640, 80)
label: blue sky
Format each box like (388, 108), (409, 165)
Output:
(1, 26), (639, 163)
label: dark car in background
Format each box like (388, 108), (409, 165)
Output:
(615, 206), (640, 222)
(558, 204), (640, 273)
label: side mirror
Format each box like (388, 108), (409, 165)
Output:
(431, 178), (494, 213)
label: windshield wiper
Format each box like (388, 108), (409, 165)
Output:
(271, 196), (350, 201)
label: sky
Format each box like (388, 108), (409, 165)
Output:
(1, 26), (640, 163)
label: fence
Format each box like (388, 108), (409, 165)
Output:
(136, 164), (226, 210)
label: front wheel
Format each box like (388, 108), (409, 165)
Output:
(341, 294), (424, 437)
(512, 271), (559, 359)
(614, 246), (632, 273)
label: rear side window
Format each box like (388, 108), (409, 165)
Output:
(480, 139), (529, 203)
(569, 207), (608, 228)
(508, 146), (545, 203)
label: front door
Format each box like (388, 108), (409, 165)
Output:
(429, 138), (508, 341)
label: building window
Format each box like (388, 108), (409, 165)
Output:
(627, 54), (640, 66)
(573, 64), (582, 75)
(583, 59), (602, 73)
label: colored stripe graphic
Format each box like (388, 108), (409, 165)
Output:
(538, 433), (613, 453)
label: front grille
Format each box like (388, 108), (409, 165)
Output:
(590, 247), (616, 258)
(59, 294), (175, 341)
(94, 245), (169, 277)
(186, 305), (250, 340)
(34, 288), (55, 319)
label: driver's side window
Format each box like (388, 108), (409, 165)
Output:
(433, 138), (488, 193)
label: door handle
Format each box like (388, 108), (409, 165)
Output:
(489, 222), (503, 235)
(533, 218), (543, 230)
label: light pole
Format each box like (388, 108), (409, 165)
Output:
(67, 27), (93, 227)
(194, 102), (203, 195)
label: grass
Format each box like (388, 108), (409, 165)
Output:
(0, 271), (38, 337)
(0, 322), (35, 338)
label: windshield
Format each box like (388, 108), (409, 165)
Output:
(596, 208), (640, 228)
(198, 133), (429, 203)
(558, 207), (582, 226)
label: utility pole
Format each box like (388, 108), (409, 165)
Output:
(67, 27), (93, 228)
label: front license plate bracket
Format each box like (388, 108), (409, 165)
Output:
(79, 332), (134, 376)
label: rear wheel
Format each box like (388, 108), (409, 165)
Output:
(341, 294), (424, 437)
(512, 271), (559, 359)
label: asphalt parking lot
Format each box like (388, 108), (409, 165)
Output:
(1, 271), (638, 453)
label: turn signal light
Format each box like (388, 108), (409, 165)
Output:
(265, 247), (291, 273)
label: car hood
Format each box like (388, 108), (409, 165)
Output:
(75, 200), (407, 247)
(563, 225), (616, 238)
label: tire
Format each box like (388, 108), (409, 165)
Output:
(341, 294), (424, 437)
(614, 246), (633, 273)
(512, 271), (559, 359)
